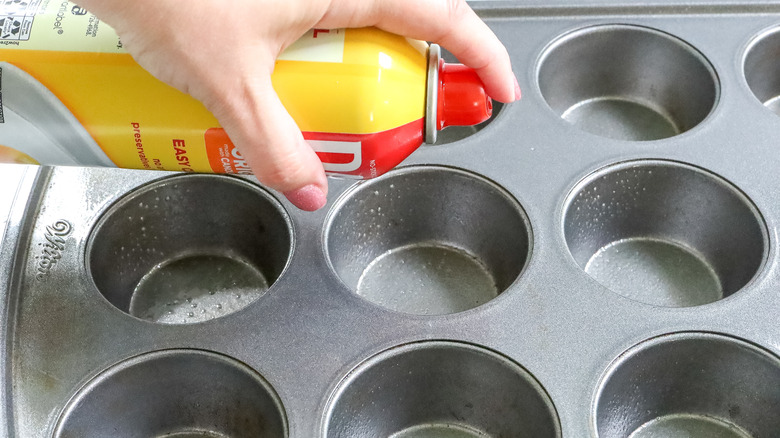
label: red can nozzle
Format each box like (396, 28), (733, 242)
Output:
(436, 60), (493, 130)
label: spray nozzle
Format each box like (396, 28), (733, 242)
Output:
(437, 60), (493, 129)
(424, 45), (493, 144)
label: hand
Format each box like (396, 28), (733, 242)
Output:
(78, 0), (520, 211)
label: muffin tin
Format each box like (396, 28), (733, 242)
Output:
(4, 1), (780, 436)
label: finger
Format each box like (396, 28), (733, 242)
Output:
(205, 74), (329, 211)
(318, 0), (519, 103)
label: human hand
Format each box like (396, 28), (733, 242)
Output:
(78, 0), (520, 211)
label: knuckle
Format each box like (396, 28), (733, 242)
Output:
(444, 0), (468, 21)
(255, 152), (312, 192)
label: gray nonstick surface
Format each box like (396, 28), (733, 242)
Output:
(3, 2), (780, 437)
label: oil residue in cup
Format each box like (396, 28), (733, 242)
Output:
(129, 253), (268, 324)
(356, 243), (498, 315)
(629, 413), (751, 438)
(391, 423), (488, 438)
(585, 237), (722, 307)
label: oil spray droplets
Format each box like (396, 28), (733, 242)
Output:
(356, 243), (498, 315)
(129, 254), (270, 324)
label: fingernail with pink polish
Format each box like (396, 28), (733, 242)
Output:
(513, 76), (522, 101)
(284, 184), (327, 211)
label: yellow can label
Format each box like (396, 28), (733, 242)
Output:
(0, 2), (427, 176)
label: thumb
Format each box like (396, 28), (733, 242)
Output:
(207, 76), (329, 211)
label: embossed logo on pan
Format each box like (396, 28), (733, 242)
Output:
(35, 219), (72, 282)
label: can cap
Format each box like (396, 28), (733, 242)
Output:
(437, 60), (493, 130)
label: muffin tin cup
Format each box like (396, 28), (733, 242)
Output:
(325, 166), (532, 315)
(538, 24), (719, 141)
(53, 349), (288, 438)
(594, 332), (780, 438)
(563, 160), (767, 307)
(323, 341), (561, 437)
(745, 25), (780, 115)
(86, 174), (292, 324)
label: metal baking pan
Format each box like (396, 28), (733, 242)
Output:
(4, 1), (780, 436)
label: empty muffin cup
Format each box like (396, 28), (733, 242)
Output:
(325, 166), (531, 315)
(54, 349), (287, 437)
(744, 26), (780, 115)
(594, 332), (780, 438)
(324, 341), (560, 437)
(563, 160), (766, 307)
(88, 174), (292, 324)
(538, 24), (718, 141)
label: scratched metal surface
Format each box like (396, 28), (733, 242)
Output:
(4, 2), (780, 437)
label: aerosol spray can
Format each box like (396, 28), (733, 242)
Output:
(0, 2), (493, 178)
